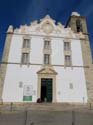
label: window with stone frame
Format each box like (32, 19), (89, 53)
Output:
(69, 83), (73, 89)
(23, 38), (30, 48)
(64, 42), (71, 51)
(44, 40), (51, 49)
(65, 55), (71, 66)
(44, 54), (50, 64)
(21, 53), (30, 64)
(19, 82), (23, 88)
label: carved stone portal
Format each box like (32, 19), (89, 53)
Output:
(37, 67), (57, 102)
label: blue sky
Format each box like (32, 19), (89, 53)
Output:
(0, 0), (93, 60)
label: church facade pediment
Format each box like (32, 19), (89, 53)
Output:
(37, 67), (57, 75)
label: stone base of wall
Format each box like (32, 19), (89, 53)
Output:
(0, 102), (93, 111)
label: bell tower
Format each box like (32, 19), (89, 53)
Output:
(66, 12), (93, 102)
(65, 12), (88, 35)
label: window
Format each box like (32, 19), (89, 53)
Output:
(69, 83), (73, 89)
(76, 20), (83, 32)
(19, 82), (23, 88)
(64, 42), (70, 51)
(23, 39), (30, 48)
(21, 53), (30, 64)
(44, 40), (50, 49)
(65, 55), (71, 66)
(44, 54), (50, 64)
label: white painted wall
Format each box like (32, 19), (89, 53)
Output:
(31, 37), (43, 64)
(3, 65), (87, 102)
(54, 67), (87, 103)
(51, 38), (64, 65)
(71, 39), (84, 66)
(3, 65), (41, 102)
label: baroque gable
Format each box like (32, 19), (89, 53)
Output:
(13, 15), (64, 34)
(12, 14), (85, 39)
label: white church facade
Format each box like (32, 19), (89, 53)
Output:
(0, 12), (93, 103)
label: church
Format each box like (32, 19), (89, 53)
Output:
(0, 12), (93, 103)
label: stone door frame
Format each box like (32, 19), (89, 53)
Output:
(37, 74), (56, 102)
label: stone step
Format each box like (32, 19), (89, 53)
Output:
(0, 110), (93, 125)
(0, 103), (92, 112)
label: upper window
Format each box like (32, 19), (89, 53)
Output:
(65, 55), (71, 66)
(19, 82), (23, 88)
(21, 53), (30, 64)
(23, 39), (30, 48)
(69, 83), (73, 89)
(64, 42), (70, 51)
(44, 40), (50, 49)
(44, 54), (50, 64)
(76, 20), (83, 32)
